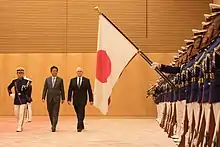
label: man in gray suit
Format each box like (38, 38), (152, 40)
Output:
(42, 66), (65, 132)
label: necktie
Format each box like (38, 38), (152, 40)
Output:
(52, 77), (55, 88)
(78, 77), (81, 88)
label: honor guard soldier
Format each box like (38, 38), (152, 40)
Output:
(159, 78), (167, 128)
(167, 63), (178, 138)
(202, 6), (220, 146)
(147, 80), (161, 123)
(7, 67), (30, 132)
(195, 50), (213, 146)
(24, 76), (32, 123)
(209, 3), (220, 121)
(184, 29), (207, 146)
(154, 80), (162, 123)
(207, 4), (220, 146)
(156, 79), (164, 124)
(164, 72), (173, 135)
(163, 76), (171, 132)
(194, 7), (220, 146)
(181, 43), (198, 146)
(151, 47), (188, 144)
(211, 44), (220, 146)
(189, 40), (207, 146)
(208, 5), (220, 143)
(172, 56), (182, 140)
(149, 3), (220, 146)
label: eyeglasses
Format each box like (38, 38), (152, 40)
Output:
(17, 72), (24, 74)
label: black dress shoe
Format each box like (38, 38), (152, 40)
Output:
(16, 130), (22, 132)
(77, 129), (82, 132)
(51, 127), (56, 132)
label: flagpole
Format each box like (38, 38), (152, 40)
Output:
(94, 6), (176, 89)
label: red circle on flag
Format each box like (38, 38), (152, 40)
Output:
(96, 50), (111, 83)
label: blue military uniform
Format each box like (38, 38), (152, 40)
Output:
(197, 63), (204, 103)
(7, 67), (30, 132)
(195, 11), (220, 146)
(190, 64), (200, 102)
(168, 75), (175, 103)
(173, 75), (179, 102)
(8, 78), (29, 105)
(179, 68), (186, 101)
(210, 46), (220, 103)
(205, 4), (220, 146)
(185, 68), (192, 103)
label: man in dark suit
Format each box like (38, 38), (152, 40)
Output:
(42, 66), (65, 132)
(68, 67), (93, 132)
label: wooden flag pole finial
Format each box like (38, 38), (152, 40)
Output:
(94, 6), (101, 14)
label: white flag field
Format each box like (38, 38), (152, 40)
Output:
(93, 14), (138, 115)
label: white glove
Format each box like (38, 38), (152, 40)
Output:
(10, 94), (15, 99)
(151, 62), (159, 69)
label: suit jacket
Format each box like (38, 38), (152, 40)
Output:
(68, 77), (93, 106)
(42, 76), (65, 103)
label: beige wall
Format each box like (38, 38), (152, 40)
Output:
(0, 0), (211, 53)
(0, 53), (175, 116)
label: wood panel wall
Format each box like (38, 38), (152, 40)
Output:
(0, 53), (175, 116)
(214, 0), (220, 4)
(0, 0), (211, 53)
(0, 0), (214, 116)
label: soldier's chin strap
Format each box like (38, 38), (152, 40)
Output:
(138, 50), (176, 89)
